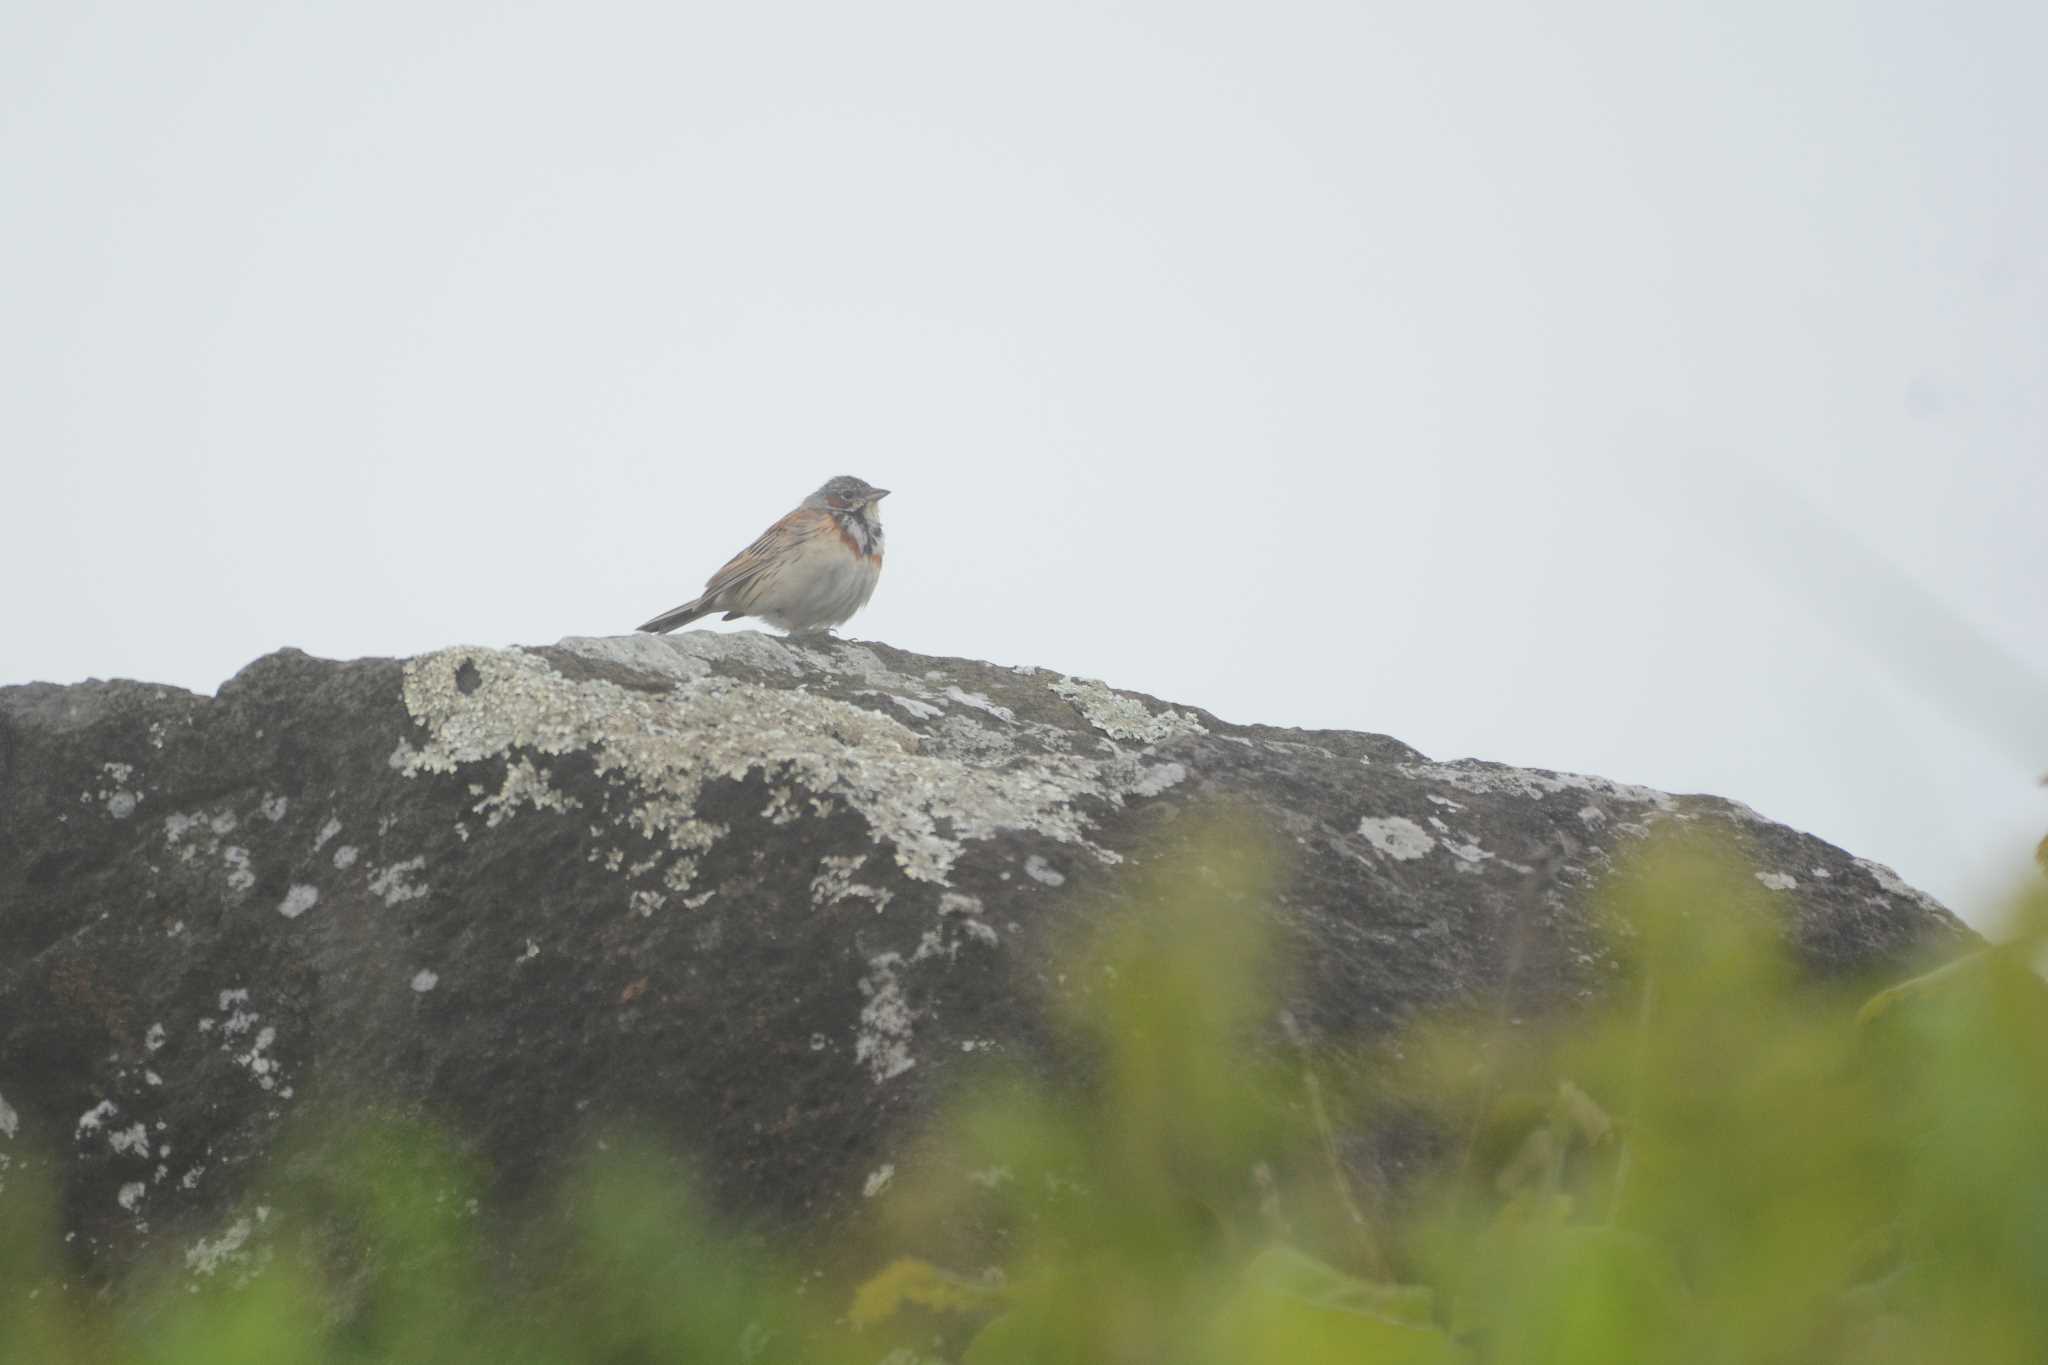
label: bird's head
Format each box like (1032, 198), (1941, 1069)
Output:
(809, 475), (891, 519)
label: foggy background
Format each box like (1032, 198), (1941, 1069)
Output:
(4, 2), (2042, 926)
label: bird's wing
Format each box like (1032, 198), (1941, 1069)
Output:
(699, 510), (832, 610)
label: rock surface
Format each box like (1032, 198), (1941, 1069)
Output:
(0, 633), (1969, 1282)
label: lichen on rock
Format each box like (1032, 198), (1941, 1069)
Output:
(397, 644), (1160, 886)
(0, 633), (1974, 1285)
(1050, 675), (1208, 744)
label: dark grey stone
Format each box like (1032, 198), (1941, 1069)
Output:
(0, 633), (1969, 1283)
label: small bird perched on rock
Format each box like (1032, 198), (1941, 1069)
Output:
(636, 475), (889, 636)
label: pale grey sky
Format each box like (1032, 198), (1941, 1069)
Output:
(4, 2), (2042, 926)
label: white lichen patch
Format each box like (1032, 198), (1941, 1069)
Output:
(277, 884), (320, 919)
(1755, 871), (1798, 892)
(164, 809), (258, 893)
(221, 1001), (258, 1039)
(943, 686), (1015, 724)
(76, 1100), (118, 1135)
(1050, 676), (1207, 744)
(663, 856), (716, 896)
(1130, 761), (1188, 797)
(117, 1181), (146, 1211)
(862, 1164), (895, 1198)
(260, 794), (289, 823)
(333, 844), (359, 870)
(762, 786), (800, 824)
(1023, 855), (1066, 887)
(1358, 816), (1435, 862)
(924, 714), (1019, 764)
(914, 892), (1001, 962)
(0, 1091), (16, 1140)
(186, 1218), (252, 1277)
(368, 856), (428, 905)
(1853, 857), (1925, 904)
(1400, 760), (1676, 812)
(411, 970), (439, 993)
(854, 954), (916, 1083)
(1431, 826), (1534, 877)
(234, 1024), (281, 1089)
(398, 645), (1133, 886)
(162, 811), (211, 862)
(812, 854), (894, 911)
(470, 756), (582, 828)
(145, 1022), (166, 1053)
(314, 816), (342, 850)
(222, 847), (255, 892)
(108, 1123), (150, 1157)
(97, 761), (142, 820)
(1443, 841), (1490, 871)
(921, 916), (999, 961)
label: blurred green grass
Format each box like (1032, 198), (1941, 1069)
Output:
(5, 821), (2045, 1364)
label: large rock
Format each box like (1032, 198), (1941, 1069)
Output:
(0, 633), (1968, 1282)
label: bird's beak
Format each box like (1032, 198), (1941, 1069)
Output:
(869, 489), (891, 501)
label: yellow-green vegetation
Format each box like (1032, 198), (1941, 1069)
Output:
(4, 825), (2044, 1363)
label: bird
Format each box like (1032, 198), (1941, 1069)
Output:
(635, 475), (890, 636)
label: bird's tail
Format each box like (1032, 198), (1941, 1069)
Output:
(636, 597), (712, 634)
